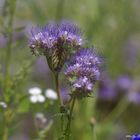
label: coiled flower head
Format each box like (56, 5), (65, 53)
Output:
(65, 48), (101, 98)
(29, 21), (83, 73)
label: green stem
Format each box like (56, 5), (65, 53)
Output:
(3, 119), (8, 140)
(54, 73), (63, 106)
(3, 0), (17, 101)
(92, 126), (97, 140)
(2, 108), (12, 140)
(65, 95), (76, 140)
(54, 73), (65, 138)
(2, 0), (17, 140)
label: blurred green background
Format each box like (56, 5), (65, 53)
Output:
(0, 0), (140, 140)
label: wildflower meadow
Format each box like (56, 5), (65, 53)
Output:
(0, 0), (140, 140)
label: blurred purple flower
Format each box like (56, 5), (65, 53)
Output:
(60, 87), (71, 105)
(65, 48), (101, 98)
(0, 35), (6, 48)
(128, 92), (140, 105)
(98, 77), (116, 101)
(116, 75), (132, 92)
(127, 80), (140, 105)
(98, 74), (132, 101)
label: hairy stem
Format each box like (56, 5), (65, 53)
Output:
(3, 118), (8, 140)
(2, 0), (17, 140)
(54, 73), (63, 106)
(54, 73), (66, 138)
(3, 0), (17, 100)
(65, 95), (76, 140)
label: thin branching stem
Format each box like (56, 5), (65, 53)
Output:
(2, 0), (17, 140)
(3, 0), (17, 99)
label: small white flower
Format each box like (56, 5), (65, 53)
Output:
(37, 94), (45, 103)
(28, 87), (42, 95)
(0, 102), (7, 108)
(45, 89), (58, 100)
(29, 95), (38, 103)
(29, 94), (45, 103)
(28, 87), (45, 103)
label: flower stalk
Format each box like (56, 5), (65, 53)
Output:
(28, 20), (101, 140)
(65, 95), (76, 140)
(54, 73), (63, 106)
(3, 0), (16, 100)
(2, 0), (16, 140)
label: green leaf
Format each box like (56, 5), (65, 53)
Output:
(17, 97), (30, 113)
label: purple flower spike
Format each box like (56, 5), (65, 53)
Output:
(65, 48), (101, 98)
(29, 21), (83, 73)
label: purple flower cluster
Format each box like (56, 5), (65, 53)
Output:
(29, 21), (83, 72)
(97, 74), (140, 106)
(29, 20), (102, 98)
(98, 77), (116, 101)
(98, 75), (132, 101)
(131, 134), (140, 140)
(65, 48), (101, 98)
(30, 21), (82, 54)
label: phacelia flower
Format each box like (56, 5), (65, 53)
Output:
(29, 21), (83, 73)
(131, 134), (140, 140)
(65, 48), (101, 98)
